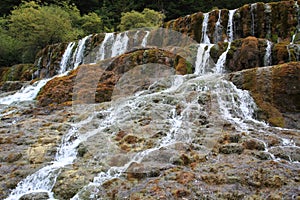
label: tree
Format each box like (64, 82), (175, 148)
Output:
(7, 1), (76, 62)
(118, 8), (165, 31)
(6, 1), (103, 63)
(80, 12), (103, 35)
(0, 17), (23, 66)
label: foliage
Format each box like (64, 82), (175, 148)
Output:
(78, 12), (103, 36)
(3, 1), (103, 64)
(7, 1), (74, 62)
(0, 0), (285, 67)
(0, 18), (23, 67)
(118, 8), (165, 31)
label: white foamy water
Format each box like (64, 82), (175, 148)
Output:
(194, 44), (213, 75)
(264, 40), (272, 66)
(0, 79), (49, 105)
(73, 35), (92, 69)
(201, 12), (211, 44)
(215, 42), (231, 73)
(250, 3), (257, 36)
(4, 23), (300, 199)
(227, 9), (237, 42)
(58, 42), (76, 74)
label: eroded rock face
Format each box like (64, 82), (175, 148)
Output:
(165, 1), (299, 43)
(37, 48), (190, 107)
(227, 62), (300, 128)
(0, 106), (72, 199)
(1, 1), (300, 199)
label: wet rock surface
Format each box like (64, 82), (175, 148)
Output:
(2, 72), (299, 199)
(228, 62), (300, 129)
(0, 1), (299, 199)
(0, 105), (73, 199)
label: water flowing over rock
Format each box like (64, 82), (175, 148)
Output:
(0, 1), (300, 199)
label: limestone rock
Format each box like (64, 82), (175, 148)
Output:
(227, 62), (300, 128)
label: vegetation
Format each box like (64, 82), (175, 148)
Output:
(118, 8), (165, 31)
(0, 0), (282, 67)
(0, 1), (102, 66)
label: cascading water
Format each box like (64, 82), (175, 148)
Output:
(264, 4), (272, 39)
(215, 42), (231, 73)
(73, 35), (92, 69)
(213, 10), (223, 43)
(5, 114), (97, 200)
(227, 9), (237, 42)
(213, 80), (262, 130)
(111, 31), (130, 57)
(250, 3), (257, 36)
(141, 31), (150, 47)
(0, 79), (50, 105)
(58, 42), (76, 74)
(201, 13), (211, 44)
(97, 33), (115, 61)
(0, 35), (91, 106)
(95, 30), (150, 62)
(3, 12), (300, 198)
(194, 44), (214, 75)
(291, 1), (300, 44)
(264, 40), (272, 66)
(214, 9), (236, 73)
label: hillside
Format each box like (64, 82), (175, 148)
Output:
(0, 1), (299, 199)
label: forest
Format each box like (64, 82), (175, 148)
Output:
(0, 0), (281, 67)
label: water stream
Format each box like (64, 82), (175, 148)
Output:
(213, 10), (223, 43)
(215, 42), (231, 73)
(2, 19), (300, 199)
(264, 40), (272, 66)
(201, 12), (211, 44)
(194, 44), (214, 75)
(250, 3), (257, 36)
(227, 9), (237, 42)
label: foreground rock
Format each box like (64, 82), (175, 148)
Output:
(37, 48), (190, 106)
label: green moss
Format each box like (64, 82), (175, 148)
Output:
(269, 116), (285, 127)
(271, 34), (278, 43)
(186, 61), (193, 74)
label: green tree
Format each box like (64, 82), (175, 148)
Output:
(6, 1), (103, 63)
(8, 1), (77, 62)
(0, 17), (23, 66)
(80, 12), (103, 35)
(118, 8), (165, 31)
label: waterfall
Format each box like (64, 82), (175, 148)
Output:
(72, 35), (92, 69)
(264, 40), (272, 66)
(215, 42), (231, 73)
(213, 10), (223, 43)
(97, 33), (115, 61)
(96, 31), (140, 62)
(201, 12), (211, 44)
(0, 35), (91, 105)
(264, 4), (272, 39)
(214, 80), (262, 130)
(250, 3), (257, 36)
(111, 31), (129, 57)
(194, 44), (213, 75)
(5, 61), (299, 199)
(4, 114), (98, 200)
(58, 42), (76, 74)
(141, 31), (150, 47)
(227, 9), (237, 42)
(0, 79), (50, 105)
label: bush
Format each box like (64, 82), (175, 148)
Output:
(0, 18), (23, 66)
(5, 1), (103, 64)
(118, 8), (165, 31)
